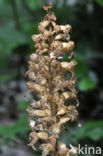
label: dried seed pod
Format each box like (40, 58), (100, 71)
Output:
(60, 25), (72, 34)
(57, 107), (67, 116)
(58, 116), (71, 126)
(40, 143), (54, 156)
(28, 71), (35, 80)
(69, 144), (78, 156)
(29, 120), (36, 130)
(26, 3), (79, 156)
(35, 124), (43, 131)
(30, 53), (38, 61)
(59, 143), (69, 156)
(27, 107), (51, 118)
(62, 41), (75, 52)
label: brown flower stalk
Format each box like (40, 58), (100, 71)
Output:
(26, 3), (79, 156)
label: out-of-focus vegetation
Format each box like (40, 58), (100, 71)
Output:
(0, 0), (103, 155)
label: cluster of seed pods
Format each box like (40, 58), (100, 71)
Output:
(26, 3), (79, 156)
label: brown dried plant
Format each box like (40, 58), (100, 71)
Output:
(25, 3), (79, 156)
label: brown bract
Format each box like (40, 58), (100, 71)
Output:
(26, 3), (79, 156)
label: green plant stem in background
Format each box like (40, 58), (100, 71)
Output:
(11, 0), (20, 30)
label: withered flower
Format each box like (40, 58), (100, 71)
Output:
(26, 3), (79, 156)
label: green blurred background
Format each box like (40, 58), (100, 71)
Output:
(0, 0), (103, 155)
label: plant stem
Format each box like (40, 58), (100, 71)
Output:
(22, 0), (35, 17)
(11, 0), (20, 30)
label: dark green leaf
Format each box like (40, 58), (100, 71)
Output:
(0, 114), (29, 141)
(13, 114), (30, 133)
(17, 101), (29, 110)
(0, 25), (27, 53)
(0, 126), (15, 140)
(76, 121), (103, 141)
(0, 72), (17, 82)
(96, 0), (103, 6)
(76, 57), (89, 79)
(25, 0), (37, 10)
(0, 53), (8, 71)
(78, 77), (96, 91)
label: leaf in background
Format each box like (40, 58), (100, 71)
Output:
(0, 25), (27, 53)
(25, 0), (44, 10)
(21, 21), (32, 34)
(0, 72), (17, 82)
(0, 126), (15, 140)
(32, 23), (38, 34)
(17, 101), (29, 110)
(60, 128), (78, 145)
(0, 53), (8, 71)
(2, 0), (11, 4)
(78, 77), (96, 91)
(25, 0), (37, 10)
(76, 57), (89, 79)
(96, 0), (103, 6)
(1, 0), (21, 5)
(13, 114), (30, 133)
(87, 128), (103, 141)
(0, 2), (12, 19)
(21, 22), (38, 46)
(76, 121), (103, 141)
(0, 114), (29, 141)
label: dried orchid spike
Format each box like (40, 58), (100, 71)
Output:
(26, 3), (79, 156)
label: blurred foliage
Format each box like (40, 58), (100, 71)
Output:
(0, 53), (8, 71)
(0, 101), (29, 144)
(17, 101), (29, 110)
(0, 0), (103, 155)
(78, 77), (96, 91)
(0, 72), (17, 81)
(76, 57), (89, 79)
(96, 0), (103, 6)
(76, 121), (103, 141)
(0, 25), (27, 53)
(0, 114), (29, 142)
